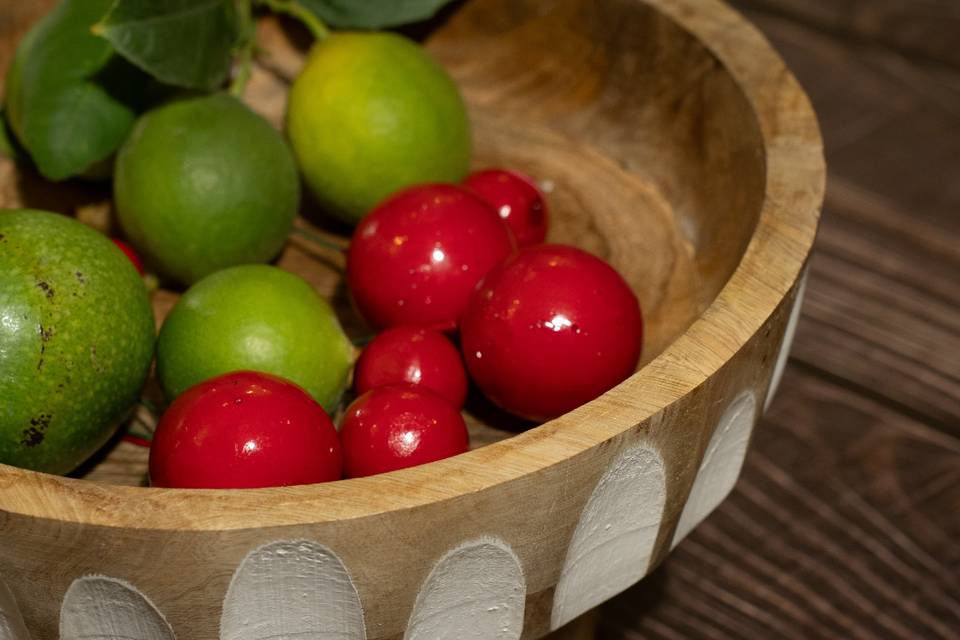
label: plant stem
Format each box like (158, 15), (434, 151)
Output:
(230, 47), (254, 96)
(230, 0), (256, 96)
(256, 0), (330, 41)
(122, 434), (153, 448)
(290, 226), (349, 253)
(140, 397), (162, 417)
(351, 334), (375, 348)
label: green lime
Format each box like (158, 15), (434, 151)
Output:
(156, 265), (354, 411)
(114, 93), (300, 286)
(0, 210), (155, 474)
(286, 32), (471, 224)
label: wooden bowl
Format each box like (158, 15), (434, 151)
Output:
(0, 0), (823, 638)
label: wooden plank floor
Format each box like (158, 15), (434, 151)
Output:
(598, 1), (960, 637)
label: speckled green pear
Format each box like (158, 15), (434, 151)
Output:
(0, 210), (155, 474)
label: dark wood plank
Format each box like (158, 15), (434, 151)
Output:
(600, 366), (960, 639)
(735, 0), (960, 70)
(738, 7), (960, 235)
(796, 187), (960, 431)
(731, 7), (960, 430)
(600, 4), (960, 637)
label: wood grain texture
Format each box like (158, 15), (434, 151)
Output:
(736, 0), (960, 70)
(0, 0), (822, 638)
(595, 2), (960, 637)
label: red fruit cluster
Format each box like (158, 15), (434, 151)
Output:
(149, 369), (469, 488)
(148, 168), (642, 490)
(348, 170), (643, 421)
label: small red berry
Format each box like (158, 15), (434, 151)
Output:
(346, 184), (515, 331)
(464, 169), (549, 247)
(149, 371), (342, 488)
(112, 238), (145, 275)
(354, 326), (468, 408)
(460, 244), (643, 421)
(340, 386), (469, 478)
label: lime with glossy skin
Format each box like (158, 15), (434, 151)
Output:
(115, 93), (300, 286)
(286, 32), (471, 224)
(0, 210), (155, 474)
(156, 265), (354, 411)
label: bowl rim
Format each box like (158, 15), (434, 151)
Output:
(0, 0), (824, 530)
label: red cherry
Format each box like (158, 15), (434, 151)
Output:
(354, 326), (468, 408)
(149, 371), (342, 488)
(346, 184), (515, 331)
(460, 244), (643, 421)
(111, 238), (145, 275)
(464, 169), (549, 247)
(340, 386), (469, 478)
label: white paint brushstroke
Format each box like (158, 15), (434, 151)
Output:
(59, 575), (174, 640)
(0, 577), (31, 640)
(405, 538), (525, 640)
(672, 391), (757, 548)
(220, 539), (365, 640)
(765, 271), (809, 412)
(551, 445), (666, 630)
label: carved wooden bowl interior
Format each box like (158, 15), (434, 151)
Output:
(0, 0), (823, 638)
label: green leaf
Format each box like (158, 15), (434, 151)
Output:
(96, 0), (239, 90)
(3, 0), (142, 180)
(295, 0), (457, 29)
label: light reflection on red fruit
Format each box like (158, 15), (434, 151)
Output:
(461, 244), (643, 421)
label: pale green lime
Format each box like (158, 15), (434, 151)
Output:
(156, 265), (353, 411)
(286, 32), (471, 224)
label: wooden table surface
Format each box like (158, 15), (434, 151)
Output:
(596, 0), (960, 637)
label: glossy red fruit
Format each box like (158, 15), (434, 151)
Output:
(464, 169), (549, 247)
(149, 371), (342, 488)
(346, 183), (515, 331)
(354, 326), (468, 408)
(461, 244), (643, 421)
(111, 237), (145, 275)
(340, 386), (469, 478)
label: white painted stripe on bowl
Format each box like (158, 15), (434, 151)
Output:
(405, 537), (525, 640)
(671, 391), (758, 549)
(0, 577), (31, 640)
(765, 270), (809, 413)
(59, 575), (174, 640)
(551, 445), (666, 630)
(220, 539), (365, 640)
